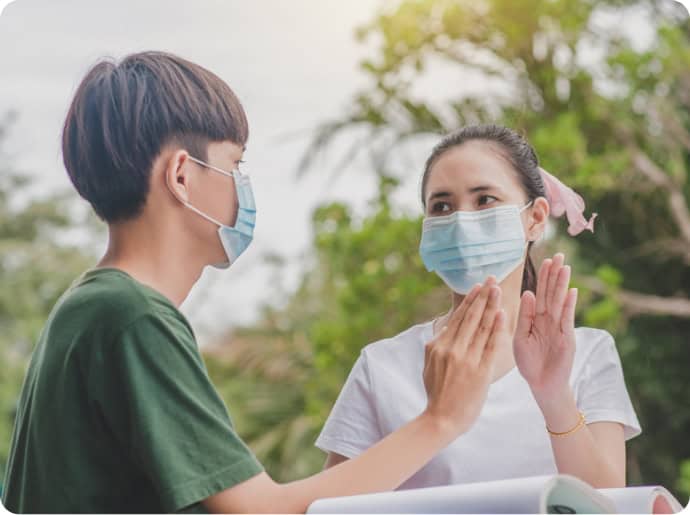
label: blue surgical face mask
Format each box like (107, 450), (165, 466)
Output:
(183, 156), (256, 269)
(419, 202), (532, 294)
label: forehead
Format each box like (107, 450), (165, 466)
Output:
(427, 140), (523, 191)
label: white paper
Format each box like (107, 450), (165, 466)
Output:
(599, 486), (685, 514)
(307, 475), (615, 514)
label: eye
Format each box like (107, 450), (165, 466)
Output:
(478, 195), (498, 207)
(430, 201), (452, 215)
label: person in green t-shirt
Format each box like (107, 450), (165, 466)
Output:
(1, 51), (507, 514)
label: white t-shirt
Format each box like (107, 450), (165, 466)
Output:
(315, 322), (641, 490)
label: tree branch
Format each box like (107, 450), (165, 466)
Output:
(659, 108), (690, 155)
(631, 150), (690, 245)
(628, 237), (690, 266)
(580, 277), (690, 318)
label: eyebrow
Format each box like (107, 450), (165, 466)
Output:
(427, 185), (500, 202)
(468, 185), (497, 193)
(428, 191), (452, 202)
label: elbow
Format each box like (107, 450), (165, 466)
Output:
(595, 475), (626, 489)
(268, 481), (311, 514)
(586, 465), (626, 489)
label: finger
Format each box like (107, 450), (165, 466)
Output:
(551, 265), (571, 322)
(535, 258), (552, 315)
(560, 288), (578, 334)
(466, 285), (502, 366)
(423, 340), (442, 387)
(438, 283), (482, 344)
(479, 309), (505, 372)
(545, 253), (565, 311)
(445, 276), (495, 344)
(515, 290), (536, 341)
(423, 340), (435, 369)
(452, 277), (495, 351)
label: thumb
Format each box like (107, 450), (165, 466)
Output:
(515, 290), (536, 341)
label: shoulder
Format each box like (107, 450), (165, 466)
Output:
(360, 321), (433, 369)
(572, 326), (621, 377)
(574, 326), (616, 356)
(57, 269), (193, 347)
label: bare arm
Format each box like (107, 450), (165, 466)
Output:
(515, 253), (627, 489)
(204, 412), (458, 513)
(323, 416), (625, 489)
(536, 390), (626, 487)
(202, 278), (506, 513)
(322, 411), (625, 488)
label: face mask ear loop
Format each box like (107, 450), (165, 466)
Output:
(185, 155), (241, 228)
(520, 199), (535, 213)
(187, 155), (237, 179)
(520, 199), (537, 243)
(183, 202), (224, 228)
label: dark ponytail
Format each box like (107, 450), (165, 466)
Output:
(521, 246), (538, 293)
(420, 124), (546, 293)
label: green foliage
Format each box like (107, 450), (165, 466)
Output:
(678, 459), (690, 502)
(0, 115), (96, 484)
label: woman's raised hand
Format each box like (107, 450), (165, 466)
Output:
(423, 276), (506, 436)
(513, 253), (578, 400)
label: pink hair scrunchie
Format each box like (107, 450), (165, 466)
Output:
(539, 167), (597, 236)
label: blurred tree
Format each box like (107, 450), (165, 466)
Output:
(0, 113), (96, 485)
(206, 0), (690, 502)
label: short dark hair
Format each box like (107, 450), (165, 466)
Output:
(420, 124), (547, 294)
(62, 51), (248, 223)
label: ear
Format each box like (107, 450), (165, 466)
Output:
(525, 196), (550, 242)
(164, 149), (193, 205)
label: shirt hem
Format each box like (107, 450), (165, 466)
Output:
(315, 435), (368, 459)
(161, 455), (265, 512)
(583, 408), (642, 440)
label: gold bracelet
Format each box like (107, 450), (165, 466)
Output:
(546, 411), (586, 437)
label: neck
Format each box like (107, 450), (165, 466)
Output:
(97, 216), (207, 307)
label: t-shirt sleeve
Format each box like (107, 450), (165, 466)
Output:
(91, 313), (263, 512)
(575, 330), (642, 441)
(315, 352), (382, 458)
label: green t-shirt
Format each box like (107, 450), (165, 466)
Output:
(1, 268), (263, 513)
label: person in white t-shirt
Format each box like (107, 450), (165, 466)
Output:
(316, 124), (641, 490)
